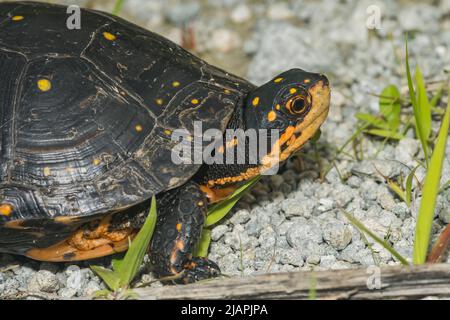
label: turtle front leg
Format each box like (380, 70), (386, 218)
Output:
(150, 181), (220, 284)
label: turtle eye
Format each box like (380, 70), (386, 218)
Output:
(286, 95), (310, 116)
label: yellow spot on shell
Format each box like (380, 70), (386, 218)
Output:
(12, 15), (24, 21)
(103, 32), (116, 41)
(304, 79), (311, 84)
(155, 99), (163, 105)
(176, 223), (182, 231)
(252, 97), (260, 107)
(289, 88), (297, 94)
(43, 167), (51, 176)
(267, 111), (277, 122)
(0, 204), (13, 217)
(191, 99), (199, 105)
(135, 125), (143, 132)
(164, 129), (172, 135)
(93, 158), (101, 166)
(172, 81), (180, 87)
(274, 77), (283, 83)
(37, 79), (51, 92)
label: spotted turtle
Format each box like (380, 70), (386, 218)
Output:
(0, 1), (330, 283)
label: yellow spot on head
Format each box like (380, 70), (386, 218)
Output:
(191, 98), (199, 105)
(274, 77), (283, 83)
(0, 204), (13, 217)
(37, 79), (52, 92)
(103, 31), (116, 41)
(93, 158), (101, 166)
(135, 125), (143, 132)
(155, 99), (163, 105)
(164, 129), (172, 135)
(172, 81), (180, 87)
(289, 88), (297, 94)
(176, 223), (182, 232)
(275, 104), (281, 110)
(252, 97), (260, 107)
(304, 79), (311, 84)
(43, 167), (51, 176)
(267, 110), (277, 122)
(12, 15), (24, 21)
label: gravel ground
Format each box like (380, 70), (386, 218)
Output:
(0, 0), (449, 299)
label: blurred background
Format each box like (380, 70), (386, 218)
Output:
(8, 1), (449, 86)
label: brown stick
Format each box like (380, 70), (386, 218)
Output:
(133, 263), (450, 300)
(427, 224), (450, 263)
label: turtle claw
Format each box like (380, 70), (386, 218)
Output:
(176, 257), (221, 284)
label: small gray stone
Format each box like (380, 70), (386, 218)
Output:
(322, 220), (353, 250)
(58, 287), (77, 299)
(65, 266), (88, 294)
(377, 191), (397, 211)
(286, 220), (323, 247)
(316, 198), (334, 213)
(27, 270), (60, 293)
(306, 254), (321, 265)
(281, 198), (315, 218)
(224, 225), (251, 251)
(229, 209), (251, 225)
(211, 224), (229, 241)
(82, 280), (102, 297)
(279, 248), (304, 267)
(319, 255), (337, 268)
(347, 176), (362, 188)
(258, 226), (277, 251)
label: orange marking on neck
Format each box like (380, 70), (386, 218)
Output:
(200, 185), (237, 203)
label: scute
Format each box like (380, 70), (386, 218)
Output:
(0, 1), (254, 226)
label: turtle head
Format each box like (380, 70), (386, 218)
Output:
(244, 68), (330, 165)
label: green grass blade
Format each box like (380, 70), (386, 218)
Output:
(195, 228), (212, 257)
(387, 180), (407, 203)
(308, 275), (317, 300)
(405, 41), (430, 166)
(342, 210), (409, 265)
(415, 65), (432, 142)
(405, 165), (420, 207)
(112, 0), (125, 15)
(356, 113), (389, 129)
(413, 88), (450, 264)
(405, 39), (417, 111)
(90, 266), (121, 291)
(430, 83), (444, 109)
(112, 195), (158, 287)
(205, 176), (260, 227)
(365, 129), (405, 140)
(379, 85), (401, 131)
